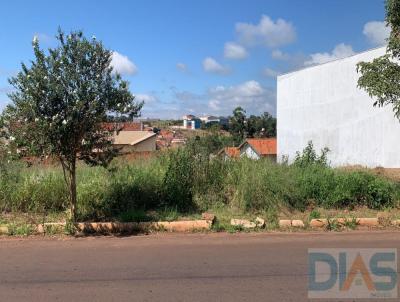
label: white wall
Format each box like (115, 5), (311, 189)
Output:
(277, 46), (400, 168)
(240, 145), (260, 160)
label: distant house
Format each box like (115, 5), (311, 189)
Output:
(112, 131), (157, 153)
(182, 115), (201, 130)
(101, 122), (156, 153)
(200, 115), (229, 126)
(218, 147), (239, 160)
(155, 129), (187, 149)
(238, 138), (277, 161)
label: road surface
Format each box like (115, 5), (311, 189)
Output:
(0, 231), (399, 301)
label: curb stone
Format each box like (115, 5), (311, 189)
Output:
(310, 217), (379, 228)
(35, 220), (213, 234)
(309, 219), (328, 228)
(278, 220), (304, 228)
(0, 226), (8, 235)
(230, 219), (256, 229)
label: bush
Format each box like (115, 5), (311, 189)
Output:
(293, 141), (330, 168)
(326, 171), (396, 209)
(162, 149), (195, 212)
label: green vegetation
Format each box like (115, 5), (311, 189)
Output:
(357, 0), (400, 118)
(228, 107), (276, 146)
(1, 142), (399, 224)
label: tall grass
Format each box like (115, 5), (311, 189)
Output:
(1, 143), (399, 221)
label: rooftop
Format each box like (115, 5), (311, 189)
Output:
(113, 131), (156, 145)
(240, 138), (277, 156)
(218, 146), (240, 158)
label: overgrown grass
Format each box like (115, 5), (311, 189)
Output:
(1, 143), (399, 222)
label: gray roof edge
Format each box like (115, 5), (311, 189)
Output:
(277, 45), (387, 79)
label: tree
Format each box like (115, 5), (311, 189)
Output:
(1, 29), (142, 221)
(357, 0), (400, 117)
(229, 107), (247, 146)
(246, 112), (276, 138)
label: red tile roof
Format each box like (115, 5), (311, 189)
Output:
(101, 122), (143, 131)
(218, 147), (239, 158)
(242, 138), (277, 156)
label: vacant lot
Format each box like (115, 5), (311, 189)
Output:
(1, 144), (400, 233)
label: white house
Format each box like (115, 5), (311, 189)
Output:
(238, 138), (277, 161)
(277, 46), (400, 168)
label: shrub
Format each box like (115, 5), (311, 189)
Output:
(162, 149), (195, 212)
(293, 141), (330, 168)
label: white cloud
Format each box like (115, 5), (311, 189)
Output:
(135, 94), (158, 104)
(305, 43), (355, 66)
(236, 15), (296, 48)
(363, 21), (390, 46)
(207, 80), (275, 114)
(271, 49), (290, 61)
(202, 57), (230, 74)
(111, 51), (138, 75)
(176, 62), (188, 73)
(224, 42), (248, 59)
(139, 81), (276, 118)
(263, 68), (280, 78)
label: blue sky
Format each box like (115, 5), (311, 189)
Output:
(0, 0), (389, 118)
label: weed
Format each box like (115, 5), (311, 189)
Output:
(64, 221), (77, 235)
(343, 217), (358, 230)
(325, 218), (341, 231)
(309, 209), (321, 220)
(8, 223), (33, 236)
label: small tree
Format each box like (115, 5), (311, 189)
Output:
(357, 0), (400, 117)
(1, 29), (142, 221)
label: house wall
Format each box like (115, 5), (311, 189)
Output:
(277, 46), (400, 168)
(240, 145), (260, 160)
(133, 135), (157, 152)
(116, 136), (156, 153)
(264, 154), (277, 162)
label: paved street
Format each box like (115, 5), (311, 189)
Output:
(0, 231), (399, 301)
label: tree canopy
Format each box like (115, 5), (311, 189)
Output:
(357, 0), (400, 118)
(228, 107), (276, 146)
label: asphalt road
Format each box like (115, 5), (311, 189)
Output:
(0, 231), (399, 302)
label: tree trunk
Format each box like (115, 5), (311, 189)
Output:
(68, 159), (77, 222)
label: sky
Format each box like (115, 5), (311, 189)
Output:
(0, 0), (390, 119)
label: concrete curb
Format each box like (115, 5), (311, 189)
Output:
(391, 220), (400, 226)
(309, 217), (380, 228)
(279, 220), (305, 228)
(0, 226), (8, 235)
(34, 220), (213, 234)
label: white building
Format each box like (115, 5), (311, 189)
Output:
(277, 46), (400, 168)
(200, 115), (228, 126)
(182, 115), (201, 130)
